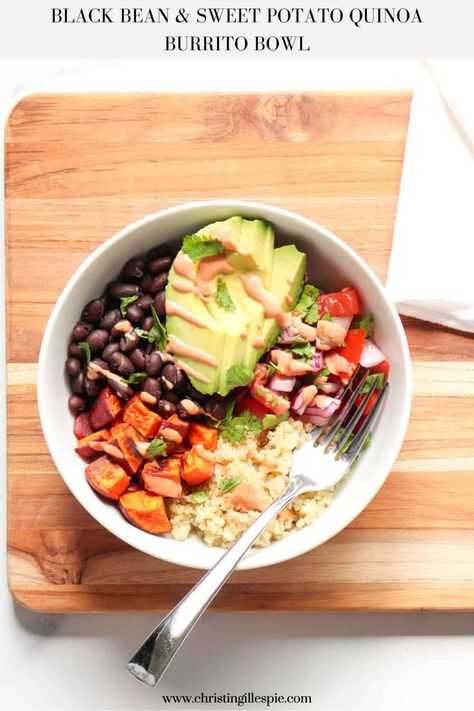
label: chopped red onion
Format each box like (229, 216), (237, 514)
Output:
(311, 350), (323, 372)
(318, 381), (340, 395)
(300, 413), (330, 427)
(269, 374), (296, 392)
(331, 316), (352, 333)
(360, 339), (384, 368)
(291, 386), (311, 416)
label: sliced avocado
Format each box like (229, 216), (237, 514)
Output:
(197, 216), (274, 274)
(242, 244), (307, 366)
(166, 217), (306, 396)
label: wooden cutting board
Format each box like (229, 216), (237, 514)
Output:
(6, 93), (474, 612)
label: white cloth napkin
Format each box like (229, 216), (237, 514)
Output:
(386, 60), (474, 333)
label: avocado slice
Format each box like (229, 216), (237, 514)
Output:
(165, 217), (306, 396)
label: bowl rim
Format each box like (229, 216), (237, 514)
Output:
(37, 198), (412, 571)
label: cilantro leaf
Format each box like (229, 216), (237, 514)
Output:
(120, 294), (139, 318)
(262, 411), (290, 431)
(121, 372), (148, 385)
(319, 367), (330, 377)
(134, 327), (150, 340)
(219, 477), (243, 493)
(219, 409), (263, 444)
(189, 490), (209, 503)
(215, 278), (236, 312)
(146, 438), (168, 458)
(149, 306), (167, 352)
(182, 234), (224, 263)
(321, 312), (332, 321)
(359, 372), (385, 394)
(358, 314), (374, 338)
(295, 284), (320, 324)
(78, 341), (91, 367)
(340, 431), (372, 455)
(289, 341), (315, 362)
(226, 364), (254, 391)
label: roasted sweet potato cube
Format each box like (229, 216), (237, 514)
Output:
(187, 422), (218, 451)
(112, 422), (146, 474)
(123, 395), (162, 438)
(119, 490), (172, 534)
(85, 455), (130, 500)
(181, 448), (215, 486)
(141, 458), (183, 498)
(158, 414), (190, 444)
(75, 428), (110, 460)
(74, 412), (93, 439)
(89, 387), (123, 431)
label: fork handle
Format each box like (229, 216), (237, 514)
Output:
(127, 477), (305, 686)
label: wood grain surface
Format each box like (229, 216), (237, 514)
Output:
(6, 92), (474, 612)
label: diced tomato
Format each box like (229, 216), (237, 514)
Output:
(337, 328), (366, 380)
(370, 359), (390, 381)
(181, 448), (214, 486)
(235, 395), (272, 420)
(318, 287), (361, 318)
(187, 422), (219, 451)
(355, 392), (379, 416)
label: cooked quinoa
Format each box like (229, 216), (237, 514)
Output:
(168, 419), (335, 548)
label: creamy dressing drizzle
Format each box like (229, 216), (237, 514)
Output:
(199, 254), (234, 281)
(166, 300), (211, 329)
(292, 315), (317, 342)
(166, 334), (218, 368)
(240, 273), (292, 329)
(88, 361), (122, 383)
(271, 349), (315, 375)
(173, 251), (196, 280)
(193, 444), (216, 462)
(209, 225), (249, 256)
(172, 276), (197, 294)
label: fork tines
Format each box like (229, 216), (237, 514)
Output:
(314, 364), (389, 461)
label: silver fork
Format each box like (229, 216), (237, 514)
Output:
(127, 366), (389, 686)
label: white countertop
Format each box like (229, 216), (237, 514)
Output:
(2, 59), (474, 711)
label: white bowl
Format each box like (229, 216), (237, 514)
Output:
(38, 200), (411, 571)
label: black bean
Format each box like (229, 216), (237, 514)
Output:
(156, 399), (176, 418)
(108, 377), (134, 401)
(143, 377), (162, 400)
(107, 282), (141, 299)
(145, 351), (163, 376)
(126, 303), (144, 325)
(109, 351), (135, 377)
(81, 298), (106, 323)
(68, 343), (85, 359)
(147, 244), (170, 261)
(84, 376), (100, 398)
(122, 258), (145, 281)
(162, 363), (186, 390)
(175, 404), (190, 420)
(71, 321), (92, 341)
(71, 371), (85, 394)
(120, 330), (140, 353)
(142, 315), (153, 332)
(87, 329), (110, 353)
(65, 357), (81, 377)
(203, 397), (226, 421)
(102, 342), (121, 362)
(148, 256), (172, 276)
(162, 391), (179, 404)
(148, 273), (168, 294)
(129, 348), (147, 370)
(153, 291), (166, 317)
(99, 308), (121, 331)
(136, 294), (153, 311)
(68, 394), (87, 415)
(139, 274), (154, 293)
(91, 358), (108, 372)
(187, 383), (205, 401)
